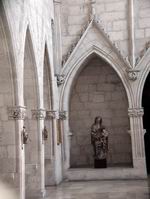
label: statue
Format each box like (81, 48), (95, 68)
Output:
(42, 126), (48, 141)
(22, 126), (29, 145)
(91, 116), (109, 168)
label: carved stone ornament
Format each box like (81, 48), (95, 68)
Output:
(8, 106), (26, 120)
(46, 110), (59, 120)
(128, 108), (144, 117)
(32, 109), (46, 120)
(55, 74), (66, 86)
(59, 111), (67, 120)
(126, 69), (140, 81)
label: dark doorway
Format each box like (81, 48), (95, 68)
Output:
(142, 72), (150, 174)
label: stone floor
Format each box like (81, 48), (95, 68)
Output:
(42, 179), (150, 199)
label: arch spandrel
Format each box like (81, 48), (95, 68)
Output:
(60, 20), (134, 110)
(60, 47), (133, 112)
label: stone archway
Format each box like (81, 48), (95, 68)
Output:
(69, 54), (132, 168)
(142, 72), (150, 174)
(43, 44), (55, 185)
(23, 28), (39, 192)
(60, 43), (147, 180)
(0, 2), (16, 184)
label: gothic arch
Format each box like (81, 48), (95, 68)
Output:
(60, 45), (132, 111)
(23, 27), (40, 192)
(60, 46), (132, 169)
(23, 27), (40, 107)
(43, 43), (55, 185)
(0, 1), (17, 183)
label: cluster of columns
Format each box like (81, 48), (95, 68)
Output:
(8, 105), (67, 199)
(128, 107), (146, 170)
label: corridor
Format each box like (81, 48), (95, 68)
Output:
(41, 180), (150, 199)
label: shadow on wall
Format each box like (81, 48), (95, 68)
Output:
(0, 181), (19, 199)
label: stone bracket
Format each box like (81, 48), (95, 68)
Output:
(8, 106), (26, 120)
(31, 109), (46, 120)
(128, 108), (144, 117)
(55, 74), (66, 86)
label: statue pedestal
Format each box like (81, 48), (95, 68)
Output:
(94, 159), (107, 168)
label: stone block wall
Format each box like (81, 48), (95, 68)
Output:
(61, 0), (150, 65)
(69, 55), (132, 168)
(135, 0), (150, 56)
(61, 0), (129, 59)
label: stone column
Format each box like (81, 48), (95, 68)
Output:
(46, 110), (58, 155)
(46, 110), (63, 184)
(8, 106), (26, 199)
(128, 108), (146, 173)
(32, 109), (46, 197)
(128, 0), (135, 66)
(53, 0), (62, 73)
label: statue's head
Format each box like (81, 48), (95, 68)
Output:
(94, 116), (102, 125)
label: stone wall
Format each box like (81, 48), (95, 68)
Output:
(135, 0), (150, 57)
(61, 0), (129, 59)
(61, 0), (150, 65)
(69, 55), (132, 168)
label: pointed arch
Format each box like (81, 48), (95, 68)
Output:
(23, 27), (40, 191)
(43, 43), (52, 110)
(60, 45), (133, 110)
(60, 44), (133, 170)
(23, 27), (40, 107)
(0, 1), (17, 181)
(43, 43), (55, 185)
(0, 1), (17, 104)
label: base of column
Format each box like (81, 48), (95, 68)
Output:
(26, 189), (46, 199)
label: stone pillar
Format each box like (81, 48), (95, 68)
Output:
(8, 106), (26, 199)
(128, 0), (135, 66)
(46, 110), (63, 184)
(46, 110), (58, 152)
(31, 109), (46, 197)
(53, 0), (62, 73)
(128, 108), (146, 173)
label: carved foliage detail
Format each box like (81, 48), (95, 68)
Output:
(32, 109), (46, 120)
(46, 110), (59, 119)
(8, 106), (26, 120)
(128, 108), (144, 117)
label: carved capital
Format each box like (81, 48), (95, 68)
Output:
(128, 108), (144, 117)
(59, 111), (67, 120)
(126, 69), (140, 81)
(55, 74), (66, 86)
(32, 109), (46, 120)
(8, 106), (26, 120)
(46, 110), (59, 120)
